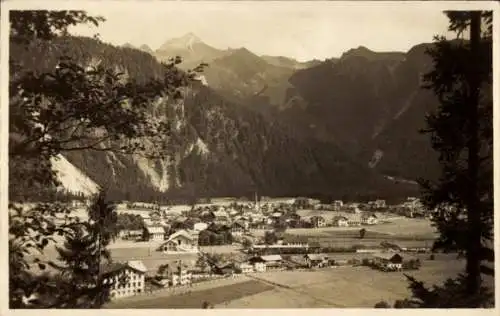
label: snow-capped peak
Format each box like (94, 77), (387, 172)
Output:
(162, 33), (202, 51)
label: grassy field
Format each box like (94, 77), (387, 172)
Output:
(103, 254), (482, 309)
(105, 280), (274, 309)
(250, 217), (437, 249)
(220, 255), (467, 308)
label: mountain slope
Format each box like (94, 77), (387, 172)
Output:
(153, 34), (321, 109)
(285, 44), (440, 181)
(10, 35), (416, 203)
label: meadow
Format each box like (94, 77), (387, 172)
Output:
(105, 253), (474, 308)
(219, 254), (466, 308)
(105, 279), (273, 309)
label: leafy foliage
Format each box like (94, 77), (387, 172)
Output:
(116, 213), (145, 232)
(374, 301), (391, 308)
(264, 231), (278, 245)
(8, 10), (197, 308)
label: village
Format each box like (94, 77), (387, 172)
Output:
(84, 196), (437, 303)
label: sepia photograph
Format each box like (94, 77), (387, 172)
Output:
(1, 0), (498, 310)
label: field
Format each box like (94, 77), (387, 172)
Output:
(250, 216), (437, 249)
(105, 279), (274, 309)
(219, 254), (466, 308)
(104, 254), (482, 308)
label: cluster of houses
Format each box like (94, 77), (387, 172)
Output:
(115, 197), (389, 246)
(101, 247), (418, 302)
(390, 197), (429, 218)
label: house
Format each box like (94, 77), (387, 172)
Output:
(270, 212), (283, 218)
(373, 253), (404, 271)
(143, 225), (165, 241)
(249, 255), (284, 270)
(193, 222), (208, 231)
(361, 213), (378, 225)
(347, 214), (362, 226)
(157, 229), (199, 253)
(216, 262), (236, 275)
(237, 263), (254, 274)
(102, 260), (147, 299)
(303, 254), (330, 268)
(332, 216), (349, 227)
(213, 210), (230, 224)
(374, 200), (386, 209)
(161, 261), (192, 286)
(253, 262), (266, 272)
(310, 216), (327, 228)
(118, 229), (143, 240)
(231, 221), (246, 236)
(249, 220), (267, 230)
(332, 200), (343, 210)
(228, 208), (240, 217)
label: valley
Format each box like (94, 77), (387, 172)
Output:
(10, 33), (438, 204)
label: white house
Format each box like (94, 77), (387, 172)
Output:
(332, 216), (349, 227)
(162, 261), (192, 286)
(304, 254), (330, 268)
(249, 255), (283, 271)
(231, 221), (246, 236)
(157, 229), (199, 253)
(193, 222), (208, 231)
(213, 210), (230, 224)
(253, 262), (266, 272)
(237, 263), (254, 274)
(310, 216), (327, 228)
(103, 260), (147, 299)
(347, 214), (362, 226)
(143, 225), (165, 241)
(361, 213), (378, 225)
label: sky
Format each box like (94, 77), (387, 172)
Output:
(68, 2), (454, 62)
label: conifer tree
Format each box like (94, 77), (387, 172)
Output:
(406, 10), (493, 308)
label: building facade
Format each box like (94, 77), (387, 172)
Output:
(103, 260), (147, 300)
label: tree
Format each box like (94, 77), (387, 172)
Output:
(273, 218), (288, 234)
(359, 228), (366, 239)
(242, 238), (253, 250)
(13, 191), (119, 308)
(8, 10), (200, 308)
(374, 301), (391, 308)
(195, 254), (209, 273)
(407, 10), (493, 307)
(264, 231), (278, 245)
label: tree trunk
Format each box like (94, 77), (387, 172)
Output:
(465, 11), (482, 298)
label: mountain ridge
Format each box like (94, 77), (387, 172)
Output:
(10, 34), (428, 203)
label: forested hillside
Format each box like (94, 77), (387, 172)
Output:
(9, 35), (418, 203)
(285, 45), (441, 181)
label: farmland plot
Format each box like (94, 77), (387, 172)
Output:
(221, 255), (466, 308)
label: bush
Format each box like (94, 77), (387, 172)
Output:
(374, 301), (391, 308)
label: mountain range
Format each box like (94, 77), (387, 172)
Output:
(10, 33), (442, 203)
